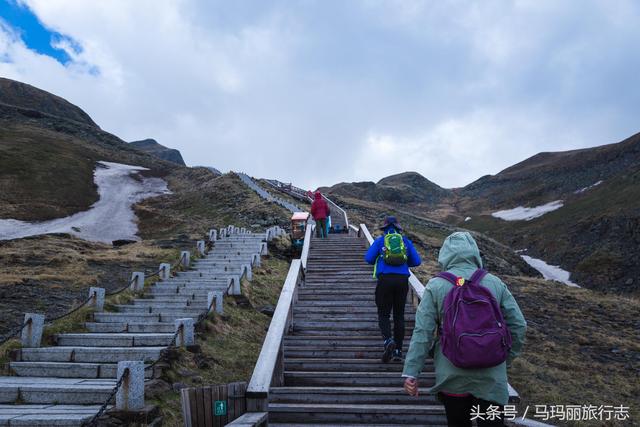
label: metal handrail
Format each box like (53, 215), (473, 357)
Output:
(357, 223), (519, 402)
(323, 195), (349, 229)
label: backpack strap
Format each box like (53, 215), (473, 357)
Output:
(468, 269), (488, 285)
(437, 270), (488, 287)
(436, 272), (458, 285)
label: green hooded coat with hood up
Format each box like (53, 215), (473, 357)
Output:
(402, 232), (527, 405)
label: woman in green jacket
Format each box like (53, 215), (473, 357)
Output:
(402, 232), (527, 427)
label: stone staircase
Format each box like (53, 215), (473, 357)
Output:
(0, 227), (281, 426)
(266, 233), (447, 426)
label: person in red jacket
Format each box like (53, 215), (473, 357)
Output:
(310, 191), (330, 239)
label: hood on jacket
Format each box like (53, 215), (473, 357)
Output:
(438, 231), (483, 271)
(314, 191), (322, 200)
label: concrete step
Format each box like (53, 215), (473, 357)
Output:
(132, 299), (208, 308)
(148, 288), (228, 297)
(17, 347), (164, 363)
(270, 386), (438, 405)
(10, 362), (153, 379)
(154, 279), (232, 286)
(95, 313), (198, 323)
(114, 305), (206, 316)
(56, 333), (174, 347)
(0, 377), (116, 404)
(268, 403), (447, 425)
(85, 322), (174, 333)
(175, 271), (244, 278)
(0, 404), (107, 426)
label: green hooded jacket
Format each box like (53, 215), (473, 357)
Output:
(402, 232), (527, 405)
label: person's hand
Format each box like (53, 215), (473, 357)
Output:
(404, 377), (419, 396)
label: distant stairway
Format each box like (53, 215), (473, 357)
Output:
(0, 228), (278, 426)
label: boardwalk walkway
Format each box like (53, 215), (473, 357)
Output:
(247, 232), (447, 426)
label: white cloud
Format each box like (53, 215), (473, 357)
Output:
(0, 0), (639, 191)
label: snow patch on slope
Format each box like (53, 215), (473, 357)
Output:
(492, 200), (564, 221)
(575, 180), (603, 194)
(521, 255), (580, 287)
(0, 161), (170, 243)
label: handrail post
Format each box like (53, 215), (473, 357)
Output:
(88, 287), (105, 312)
(21, 313), (44, 348)
(180, 251), (191, 268)
(130, 272), (145, 292)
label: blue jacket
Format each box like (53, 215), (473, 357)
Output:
(365, 228), (422, 277)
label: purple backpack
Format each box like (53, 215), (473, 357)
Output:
(437, 269), (512, 369)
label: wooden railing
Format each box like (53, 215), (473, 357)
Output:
(246, 232), (312, 411)
(300, 224), (314, 272)
(357, 223), (520, 403)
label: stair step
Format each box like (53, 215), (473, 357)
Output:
(0, 377), (116, 404)
(284, 371), (434, 387)
(56, 333), (174, 347)
(9, 362), (154, 379)
(284, 337), (413, 347)
(0, 404), (106, 426)
(18, 347), (164, 363)
(85, 322), (174, 333)
(268, 403), (447, 425)
(94, 313), (197, 323)
(284, 359), (430, 373)
(270, 386), (438, 405)
(284, 348), (410, 359)
(114, 305), (206, 315)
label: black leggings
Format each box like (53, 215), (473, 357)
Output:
(438, 393), (505, 427)
(375, 274), (409, 349)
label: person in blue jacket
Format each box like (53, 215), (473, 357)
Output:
(365, 216), (421, 362)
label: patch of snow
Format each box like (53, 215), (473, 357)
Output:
(521, 255), (580, 287)
(574, 180), (603, 194)
(492, 200), (564, 221)
(0, 161), (170, 243)
(464, 216), (472, 222)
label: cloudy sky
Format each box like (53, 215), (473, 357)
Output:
(1, 0), (639, 189)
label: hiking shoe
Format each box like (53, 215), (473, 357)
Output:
(392, 349), (403, 361)
(382, 338), (396, 363)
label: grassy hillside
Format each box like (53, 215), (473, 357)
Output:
(135, 171), (291, 240)
(464, 170), (640, 294)
(0, 77), (97, 127)
(460, 132), (640, 209)
(0, 107), (176, 221)
(341, 197), (639, 425)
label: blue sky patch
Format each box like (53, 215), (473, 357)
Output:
(0, 0), (80, 65)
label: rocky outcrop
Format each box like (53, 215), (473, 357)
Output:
(129, 138), (186, 166)
(327, 172), (452, 207)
